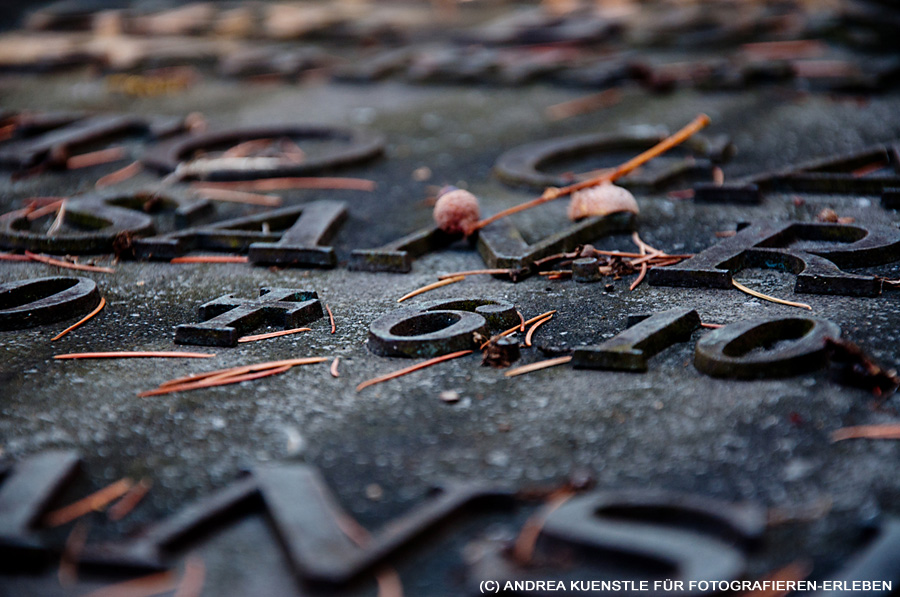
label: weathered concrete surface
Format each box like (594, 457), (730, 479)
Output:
(2, 31), (900, 595)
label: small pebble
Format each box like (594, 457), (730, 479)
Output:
(440, 390), (460, 403)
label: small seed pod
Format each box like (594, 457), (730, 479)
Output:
(433, 188), (481, 235)
(567, 183), (639, 221)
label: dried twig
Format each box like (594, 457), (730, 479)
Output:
(504, 356), (573, 378)
(470, 114), (710, 232)
(170, 255), (248, 264)
(51, 297), (106, 341)
(237, 327), (311, 343)
(55, 351), (214, 359)
(356, 350), (473, 392)
(43, 478), (134, 527)
(25, 251), (115, 273)
(732, 279), (812, 310)
(397, 275), (465, 302)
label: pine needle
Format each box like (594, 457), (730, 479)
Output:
(470, 114), (710, 232)
(237, 327), (311, 343)
(482, 311), (557, 349)
(170, 255), (248, 264)
(82, 571), (177, 597)
(437, 269), (516, 280)
(732, 279), (812, 310)
(831, 424), (900, 442)
(504, 356), (573, 378)
(55, 351), (214, 359)
(525, 315), (553, 347)
(330, 357), (340, 378)
(356, 350), (472, 392)
(43, 478), (134, 527)
(107, 478), (152, 521)
(154, 357), (329, 390)
(326, 304), (336, 333)
(24, 251), (115, 273)
(397, 275), (465, 302)
(139, 364), (293, 397)
(51, 297), (106, 341)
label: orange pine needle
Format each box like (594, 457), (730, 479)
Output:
(51, 297), (106, 341)
(174, 556), (206, 597)
(55, 351), (214, 359)
(330, 357), (340, 378)
(108, 478), (152, 521)
(170, 255), (248, 264)
(95, 160), (143, 188)
(437, 269), (516, 280)
(157, 357), (328, 388)
(237, 327), (311, 343)
(525, 315), (553, 347)
(513, 491), (574, 563)
(43, 478), (134, 527)
(483, 310), (558, 349)
(545, 88), (622, 121)
(26, 199), (65, 220)
(504, 356), (573, 378)
(831, 424), (900, 442)
(189, 177), (376, 192)
(470, 114), (711, 232)
(326, 304), (336, 333)
(58, 521), (89, 587)
(66, 146), (127, 170)
(517, 310), (525, 332)
(191, 187), (282, 207)
(140, 364), (293, 397)
(397, 275), (465, 302)
(701, 323), (724, 329)
(0, 252), (31, 262)
(629, 262), (648, 291)
(356, 350), (473, 392)
(82, 570), (177, 597)
(732, 279), (812, 310)
(24, 251), (115, 273)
